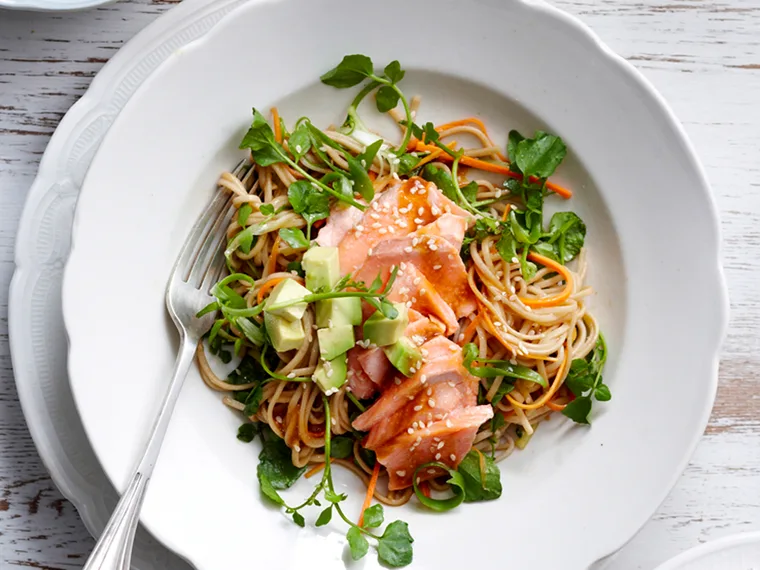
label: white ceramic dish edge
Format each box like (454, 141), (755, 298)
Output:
(8, 0), (246, 568)
(654, 532), (760, 570)
(60, 0), (728, 568)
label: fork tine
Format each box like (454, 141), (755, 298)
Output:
(175, 191), (231, 282)
(201, 246), (227, 294)
(188, 198), (234, 288)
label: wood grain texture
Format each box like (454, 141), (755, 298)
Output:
(1, 0), (759, 568)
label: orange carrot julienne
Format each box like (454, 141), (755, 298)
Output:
(358, 462), (381, 527)
(418, 480), (431, 498)
(414, 148), (444, 169)
(407, 140), (572, 199)
(305, 463), (326, 479)
(507, 344), (570, 411)
(518, 252), (574, 308)
(458, 314), (480, 346)
(256, 276), (285, 305)
(266, 235), (281, 277)
(435, 117), (489, 134)
(546, 400), (566, 412)
(271, 107), (282, 143)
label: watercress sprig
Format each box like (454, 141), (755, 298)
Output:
(320, 55), (413, 156)
(562, 333), (610, 424)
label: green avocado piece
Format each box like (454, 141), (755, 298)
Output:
(362, 303), (408, 347)
(315, 297), (362, 328)
(303, 246), (341, 292)
(317, 325), (355, 361)
(312, 353), (348, 394)
(264, 311), (305, 352)
(383, 337), (423, 377)
(265, 278), (310, 322)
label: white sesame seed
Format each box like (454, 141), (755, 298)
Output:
(437, 441), (445, 449)
(394, 377), (401, 385)
(331, 417), (337, 425)
(406, 301), (413, 308)
(287, 372), (296, 378)
(399, 287), (409, 295)
(371, 212), (380, 220)
(427, 387), (432, 396)
(368, 248), (373, 256)
(413, 277), (422, 285)
(397, 219), (408, 228)
(379, 228), (387, 234)
(410, 186), (418, 195)
(446, 419), (453, 428)
(420, 288), (426, 295)
(427, 468), (436, 474)
(431, 205), (441, 216)
(450, 454), (456, 461)
(404, 246), (413, 253)
(388, 226), (396, 233)
(275, 416), (282, 423)
(430, 244), (438, 251)
(372, 222), (382, 229)
(417, 207), (425, 216)
(326, 369), (334, 378)
(495, 321), (503, 328)
(495, 189), (503, 198)
(407, 427), (414, 434)
(414, 217), (424, 225)
(411, 297), (417, 304)
(420, 374), (427, 383)
(428, 399), (436, 407)
(444, 205), (451, 213)
(295, 145), (302, 153)
(396, 470), (406, 477)
(412, 237), (419, 246)
(457, 333), (465, 341)
(408, 395), (415, 400)
(372, 201), (380, 211)
(419, 421), (426, 429)
(433, 264), (442, 270)
(409, 366), (416, 373)
(435, 453), (441, 460)
(419, 187), (427, 195)
(416, 436), (422, 443)
(414, 405), (423, 411)
(294, 444), (301, 452)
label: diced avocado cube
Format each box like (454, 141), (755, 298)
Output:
(303, 246), (340, 292)
(383, 337), (423, 377)
(363, 304), (408, 347)
(312, 353), (348, 394)
(264, 311), (305, 352)
(265, 278), (310, 322)
(315, 297), (362, 328)
(317, 325), (355, 361)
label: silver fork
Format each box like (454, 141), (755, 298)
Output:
(81, 164), (244, 569)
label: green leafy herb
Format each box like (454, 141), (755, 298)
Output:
(376, 85), (401, 112)
(361, 504), (384, 529)
(237, 203), (253, 227)
(288, 123), (312, 163)
(507, 129), (524, 169)
(421, 163), (458, 202)
(287, 179), (331, 238)
(237, 423), (258, 443)
(319, 54), (374, 88)
(562, 333), (609, 424)
(260, 203), (275, 216)
(329, 436), (354, 459)
(515, 131), (567, 179)
(278, 227), (310, 249)
(347, 526), (370, 560)
(457, 450), (502, 502)
(462, 343), (548, 387)
(543, 211), (586, 263)
(357, 139), (383, 171)
(315, 506), (333, 527)
(286, 260), (304, 277)
(377, 521), (414, 568)
(242, 384), (264, 417)
(412, 463), (466, 512)
(397, 153), (420, 175)
(257, 428), (308, 491)
(346, 154), (375, 201)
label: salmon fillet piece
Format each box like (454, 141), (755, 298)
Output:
(352, 336), (477, 432)
(405, 309), (447, 345)
(347, 346), (379, 400)
(375, 406), (494, 490)
(353, 234), (477, 319)
(387, 263), (459, 335)
(327, 177), (472, 274)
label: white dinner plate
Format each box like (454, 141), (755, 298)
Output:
(62, 0), (728, 569)
(655, 532), (760, 570)
(0, 0), (112, 12)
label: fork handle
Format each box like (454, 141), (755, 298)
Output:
(83, 337), (196, 570)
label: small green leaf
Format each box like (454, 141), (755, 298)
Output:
(515, 131), (567, 179)
(461, 181), (479, 204)
(324, 489), (347, 504)
(257, 429), (307, 490)
(383, 60), (405, 84)
(260, 203), (275, 216)
(346, 154), (374, 201)
(320, 54), (374, 88)
(236, 423), (257, 443)
(397, 153), (420, 175)
(346, 526), (369, 560)
(258, 473), (284, 505)
(377, 521), (414, 567)
(562, 396), (593, 425)
(565, 359), (593, 396)
(288, 123), (312, 163)
(278, 227), (309, 249)
(292, 511), (305, 527)
(376, 85), (400, 113)
(495, 233), (518, 266)
(361, 504), (384, 529)
(288, 180), (331, 226)
(595, 383), (612, 402)
(457, 450), (503, 502)
(421, 164), (458, 202)
(329, 435), (354, 459)
(507, 129), (524, 167)
(286, 260), (304, 277)
(237, 203), (253, 227)
(315, 506), (333, 527)
(243, 384), (264, 417)
(357, 139), (383, 171)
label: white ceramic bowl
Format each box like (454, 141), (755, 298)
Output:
(62, 0), (728, 568)
(655, 532), (760, 570)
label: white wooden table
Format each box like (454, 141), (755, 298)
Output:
(1, 1), (759, 568)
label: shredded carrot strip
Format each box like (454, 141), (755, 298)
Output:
(368, 170), (377, 181)
(358, 462), (381, 527)
(518, 252), (574, 308)
(418, 481), (431, 498)
(305, 463), (326, 478)
(458, 314), (480, 346)
(256, 276), (285, 305)
(435, 117), (489, 134)
(407, 140), (572, 199)
(271, 107), (282, 143)
(266, 235), (281, 277)
(415, 148), (444, 169)
(546, 400), (566, 412)
(501, 204), (511, 221)
(507, 344), (570, 410)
